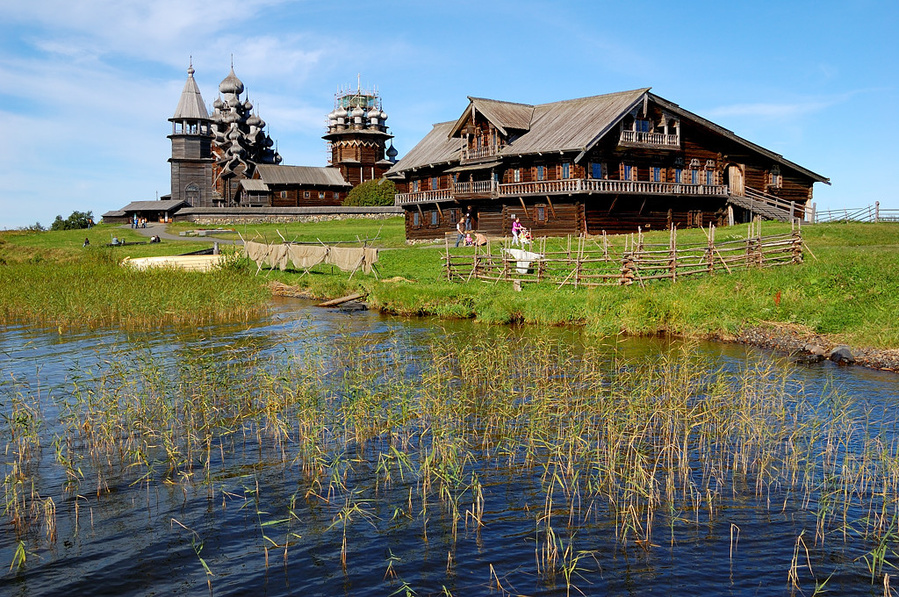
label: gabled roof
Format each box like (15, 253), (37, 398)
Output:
(172, 67), (209, 121)
(389, 88), (829, 184)
(386, 121), (460, 176)
(256, 164), (351, 187)
(240, 179), (270, 192)
(448, 97), (535, 137)
(646, 92), (829, 184)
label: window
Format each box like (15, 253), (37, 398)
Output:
(513, 168), (521, 182)
(319, 191), (325, 199)
(304, 191), (310, 199)
(536, 206), (546, 222)
(432, 176), (439, 190)
(674, 168), (682, 183)
(705, 170), (715, 185)
(562, 163), (570, 179)
(430, 210), (438, 226)
(333, 192), (339, 200)
(591, 163), (602, 179)
(537, 165), (545, 181)
(280, 191), (287, 199)
(769, 166), (782, 188)
(624, 164), (633, 181)
(691, 169), (699, 185)
(652, 167), (661, 182)
(635, 119), (651, 132)
(412, 211), (420, 227)
(412, 180), (419, 192)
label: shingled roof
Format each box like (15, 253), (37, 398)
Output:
(171, 67), (209, 121)
(388, 88), (829, 184)
(255, 165), (351, 187)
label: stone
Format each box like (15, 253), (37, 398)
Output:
(827, 345), (855, 364)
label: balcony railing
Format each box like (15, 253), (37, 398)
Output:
(454, 180), (498, 195)
(619, 130), (680, 147)
(500, 179), (727, 197)
(395, 178), (727, 205)
(461, 144), (500, 162)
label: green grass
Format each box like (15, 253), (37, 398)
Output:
(3, 219), (899, 348)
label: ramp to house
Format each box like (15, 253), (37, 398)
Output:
(727, 188), (800, 222)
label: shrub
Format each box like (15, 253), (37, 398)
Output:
(343, 179), (396, 206)
(50, 210), (94, 231)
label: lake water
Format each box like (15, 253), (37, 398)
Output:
(1, 298), (897, 596)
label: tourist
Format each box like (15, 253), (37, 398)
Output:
(512, 215), (523, 245)
(83, 237), (90, 247)
(464, 205), (474, 231)
(455, 220), (466, 248)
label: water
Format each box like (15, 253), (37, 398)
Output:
(1, 299), (897, 596)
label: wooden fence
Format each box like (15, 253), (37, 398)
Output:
(444, 220), (804, 288)
(807, 201), (899, 224)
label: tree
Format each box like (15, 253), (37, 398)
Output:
(50, 210), (94, 231)
(343, 179), (396, 207)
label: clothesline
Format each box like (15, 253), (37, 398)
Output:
(244, 240), (379, 277)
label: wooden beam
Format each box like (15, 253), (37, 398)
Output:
(519, 197), (528, 218)
(435, 202), (443, 218)
(545, 196), (557, 218)
(607, 196), (618, 215)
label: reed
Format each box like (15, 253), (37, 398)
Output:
(3, 326), (899, 593)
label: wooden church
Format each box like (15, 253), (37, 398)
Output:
(385, 89), (829, 240)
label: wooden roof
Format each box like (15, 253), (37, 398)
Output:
(255, 165), (351, 187)
(172, 68), (209, 121)
(386, 121), (460, 177)
(388, 88), (829, 184)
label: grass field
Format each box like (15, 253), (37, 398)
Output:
(2, 218), (898, 348)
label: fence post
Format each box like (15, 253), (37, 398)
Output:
(620, 252), (635, 286)
(791, 227), (803, 264)
(876, 201), (880, 223)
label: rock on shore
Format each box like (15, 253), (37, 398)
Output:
(732, 324), (899, 372)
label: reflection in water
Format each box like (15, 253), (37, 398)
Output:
(1, 298), (897, 596)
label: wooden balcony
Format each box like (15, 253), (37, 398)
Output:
(394, 178), (727, 206)
(461, 144), (500, 162)
(499, 179), (727, 197)
(619, 130), (680, 148)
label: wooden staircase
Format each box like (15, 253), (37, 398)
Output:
(728, 187), (801, 222)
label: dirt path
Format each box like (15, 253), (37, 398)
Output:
(123, 223), (244, 245)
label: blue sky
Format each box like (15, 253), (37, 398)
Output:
(1, 0), (896, 229)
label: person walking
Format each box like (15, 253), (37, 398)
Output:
(512, 215), (523, 245)
(455, 220), (466, 247)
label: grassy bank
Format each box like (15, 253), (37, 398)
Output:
(0, 224), (270, 329)
(2, 219), (898, 348)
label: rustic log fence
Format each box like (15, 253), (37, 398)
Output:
(444, 220), (804, 288)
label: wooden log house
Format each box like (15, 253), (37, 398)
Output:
(386, 89), (829, 241)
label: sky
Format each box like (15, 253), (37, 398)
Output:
(1, 0), (896, 229)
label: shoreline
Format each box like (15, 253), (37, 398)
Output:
(268, 281), (899, 374)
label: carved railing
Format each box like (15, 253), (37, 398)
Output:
(454, 180), (499, 195)
(461, 144), (501, 162)
(620, 130), (680, 147)
(395, 188), (453, 205)
(500, 179), (727, 197)
(395, 178), (728, 205)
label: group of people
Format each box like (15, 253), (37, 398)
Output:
(454, 208), (533, 247)
(131, 216), (149, 229)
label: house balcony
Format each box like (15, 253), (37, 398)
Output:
(460, 144), (501, 163)
(394, 178), (727, 206)
(619, 130), (680, 148)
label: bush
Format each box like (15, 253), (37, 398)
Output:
(50, 210), (94, 231)
(343, 179), (396, 206)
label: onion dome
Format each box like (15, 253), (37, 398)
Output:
(386, 143), (398, 161)
(380, 110), (388, 122)
(352, 106), (365, 118)
(219, 68), (245, 96)
(243, 100), (253, 111)
(246, 114), (262, 127)
(213, 97), (223, 110)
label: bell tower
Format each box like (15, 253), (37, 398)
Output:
(323, 80), (394, 187)
(168, 64), (214, 206)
